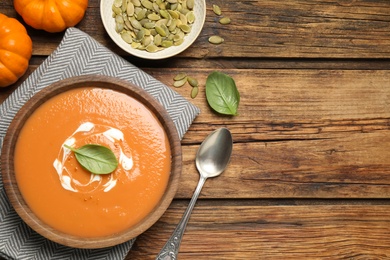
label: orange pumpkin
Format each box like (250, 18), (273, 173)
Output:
(0, 13), (32, 88)
(14, 0), (88, 33)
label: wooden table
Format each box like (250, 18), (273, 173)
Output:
(1, 0), (390, 259)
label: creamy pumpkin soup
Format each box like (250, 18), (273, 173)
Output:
(14, 87), (171, 238)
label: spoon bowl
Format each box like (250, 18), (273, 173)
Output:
(156, 128), (233, 259)
(196, 128), (233, 178)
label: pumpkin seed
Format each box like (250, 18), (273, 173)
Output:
(179, 24), (191, 33)
(115, 22), (124, 32)
(162, 23), (170, 34)
(187, 76), (198, 87)
(155, 18), (168, 27)
(159, 9), (170, 19)
(168, 9), (179, 19)
(141, 0), (154, 10)
(114, 0), (122, 8)
(219, 17), (231, 24)
(127, 3), (135, 16)
(143, 22), (155, 29)
(153, 2), (160, 12)
(173, 33), (183, 42)
(173, 39), (184, 45)
(187, 0), (194, 10)
(131, 42), (141, 48)
(161, 40), (173, 47)
(154, 34), (162, 45)
(139, 18), (149, 26)
(179, 5), (188, 14)
(159, 2), (166, 10)
(150, 28), (157, 36)
(121, 31), (133, 43)
(186, 11), (195, 24)
(130, 18), (142, 29)
(212, 4), (222, 15)
(113, 5), (122, 15)
(121, 0), (127, 12)
(191, 86), (199, 99)
(174, 73), (187, 81)
(135, 8), (147, 20)
(166, 18), (172, 26)
(136, 29), (145, 41)
(176, 30), (185, 37)
(179, 13), (187, 25)
(168, 21), (177, 31)
(208, 35), (224, 44)
(155, 25), (167, 37)
(143, 35), (153, 46)
(173, 76), (188, 87)
(115, 14), (124, 24)
(124, 20), (132, 30)
(146, 44), (160, 52)
(132, 0), (141, 7)
(147, 13), (161, 20)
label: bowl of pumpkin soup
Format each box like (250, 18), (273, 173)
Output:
(1, 75), (182, 249)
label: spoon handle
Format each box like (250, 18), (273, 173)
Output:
(156, 176), (207, 260)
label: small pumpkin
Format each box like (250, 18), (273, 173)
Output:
(0, 13), (32, 88)
(14, 0), (88, 33)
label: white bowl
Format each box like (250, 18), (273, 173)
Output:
(100, 0), (206, 59)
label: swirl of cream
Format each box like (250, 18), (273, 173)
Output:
(53, 122), (133, 193)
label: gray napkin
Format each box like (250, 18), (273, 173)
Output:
(0, 27), (200, 260)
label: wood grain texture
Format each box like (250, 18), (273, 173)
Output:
(1, 0), (390, 258)
(147, 69), (390, 125)
(127, 202), (390, 259)
(1, 0), (390, 58)
(176, 133), (390, 199)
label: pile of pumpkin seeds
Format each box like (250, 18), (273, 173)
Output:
(112, 0), (195, 52)
(173, 73), (199, 98)
(208, 4), (230, 45)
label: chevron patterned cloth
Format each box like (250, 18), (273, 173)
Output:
(0, 28), (200, 259)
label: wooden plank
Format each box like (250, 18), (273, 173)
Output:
(177, 131), (390, 199)
(1, 0), (390, 58)
(146, 69), (390, 125)
(26, 56), (390, 70)
(4, 68), (390, 139)
(126, 202), (390, 259)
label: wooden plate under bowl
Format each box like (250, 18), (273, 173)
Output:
(1, 75), (182, 249)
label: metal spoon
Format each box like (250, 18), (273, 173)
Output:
(156, 128), (233, 260)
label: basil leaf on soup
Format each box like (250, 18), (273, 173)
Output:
(205, 71), (240, 115)
(64, 144), (118, 174)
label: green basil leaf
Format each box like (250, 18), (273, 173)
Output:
(205, 71), (240, 115)
(64, 144), (118, 174)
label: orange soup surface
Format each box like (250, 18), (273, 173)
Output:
(14, 87), (171, 238)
